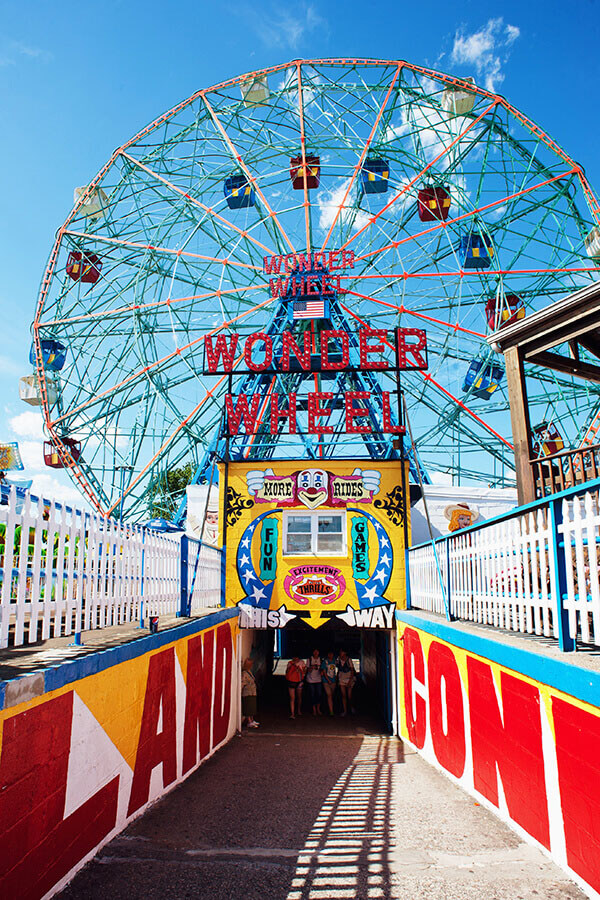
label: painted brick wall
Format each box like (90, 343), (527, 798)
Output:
(397, 613), (600, 899)
(0, 611), (239, 900)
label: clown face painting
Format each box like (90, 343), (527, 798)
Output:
(297, 468), (329, 509)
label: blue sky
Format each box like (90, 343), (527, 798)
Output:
(1, 0), (598, 505)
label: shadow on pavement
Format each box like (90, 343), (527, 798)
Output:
(60, 679), (399, 899)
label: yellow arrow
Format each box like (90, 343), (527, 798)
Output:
(306, 608), (326, 629)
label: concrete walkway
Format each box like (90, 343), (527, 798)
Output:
(59, 710), (585, 900)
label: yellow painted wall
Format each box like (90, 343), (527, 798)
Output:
(222, 459), (408, 628)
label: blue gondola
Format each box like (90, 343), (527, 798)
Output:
(224, 174), (255, 209)
(462, 359), (504, 399)
(361, 158), (389, 194)
(459, 232), (494, 269)
(29, 339), (67, 372)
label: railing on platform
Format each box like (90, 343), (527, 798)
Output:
(531, 443), (600, 498)
(0, 485), (224, 649)
(408, 478), (600, 650)
(181, 535), (224, 615)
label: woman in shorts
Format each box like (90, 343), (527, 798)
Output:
(336, 649), (356, 716)
(305, 648), (323, 715)
(285, 655), (306, 719)
(321, 650), (337, 716)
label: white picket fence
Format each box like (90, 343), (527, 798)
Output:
(0, 486), (223, 649)
(408, 480), (600, 649)
(186, 537), (223, 611)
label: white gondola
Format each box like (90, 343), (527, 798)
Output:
(240, 75), (270, 107)
(584, 225), (600, 259)
(442, 77), (476, 117)
(19, 374), (58, 407)
(73, 185), (109, 220)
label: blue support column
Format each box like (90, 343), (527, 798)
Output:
(549, 496), (575, 652)
(179, 534), (189, 618)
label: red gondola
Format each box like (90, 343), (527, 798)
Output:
(417, 185), (451, 222)
(43, 438), (82, 469)
(290, 155), (320, 190)
(531, 422), (564, 458)
(485, 294), (525, 330)
(66, 251), (102, 284)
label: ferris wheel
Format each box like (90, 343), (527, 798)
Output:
(28, 58), (600, 519)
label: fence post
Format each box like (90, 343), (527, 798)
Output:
(179, 534), (189, 618)
(549, 496), (575, 652)
(446, 539), (453, 620)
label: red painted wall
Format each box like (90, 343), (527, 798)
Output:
(0, 617), (238, 899)
(398, 623), (600, 898)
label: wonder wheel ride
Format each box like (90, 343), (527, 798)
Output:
(30, 59), (600, 520)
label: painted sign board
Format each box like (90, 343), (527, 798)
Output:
(222, 459), (408, 629)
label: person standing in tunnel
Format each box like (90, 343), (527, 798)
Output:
(321, 650), (337, 716)
(285, 655), (305, 719)
(305, 648), (323, 716)
(241, 658), (259, 728)
(337, 649), (356, 717)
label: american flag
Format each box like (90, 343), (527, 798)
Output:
(292, 299), (327, 320)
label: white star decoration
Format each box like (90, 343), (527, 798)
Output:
(241, 569), (254, 584)
(363, 584), (379, 602)
(239, 553), (250, 566)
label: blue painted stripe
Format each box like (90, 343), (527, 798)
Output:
(396, 610), (600, 709)
(2, 608), (238, 705)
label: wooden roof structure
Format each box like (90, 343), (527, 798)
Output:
(487, 281), (600, 503)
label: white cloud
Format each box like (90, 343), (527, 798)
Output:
(16, 439), (45, 470)
(9, 410), (45, 440)
(505, 25), (520, 45)
(451, 18), (521, 91)
(0, 40), (52, 67)
(271, 3), (325, 48)
(28, 473), (88, 508)
(317, 178), (370, 233)
(236, 2), (326, 50)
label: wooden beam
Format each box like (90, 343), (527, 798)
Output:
(519, 307), (600, 357)
(577, 334), (600, 360)
(504, 346), (536, 505)
(527, 350), (600, 384)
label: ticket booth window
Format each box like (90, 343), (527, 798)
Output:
(284, 512), (345, 556)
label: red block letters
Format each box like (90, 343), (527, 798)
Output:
(467, 657), (550, 848)
(127, 648), (177, 816)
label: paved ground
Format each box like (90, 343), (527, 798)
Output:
(60, 706), (585, 900)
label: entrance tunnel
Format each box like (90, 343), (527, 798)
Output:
(240, 623), (396, 730)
